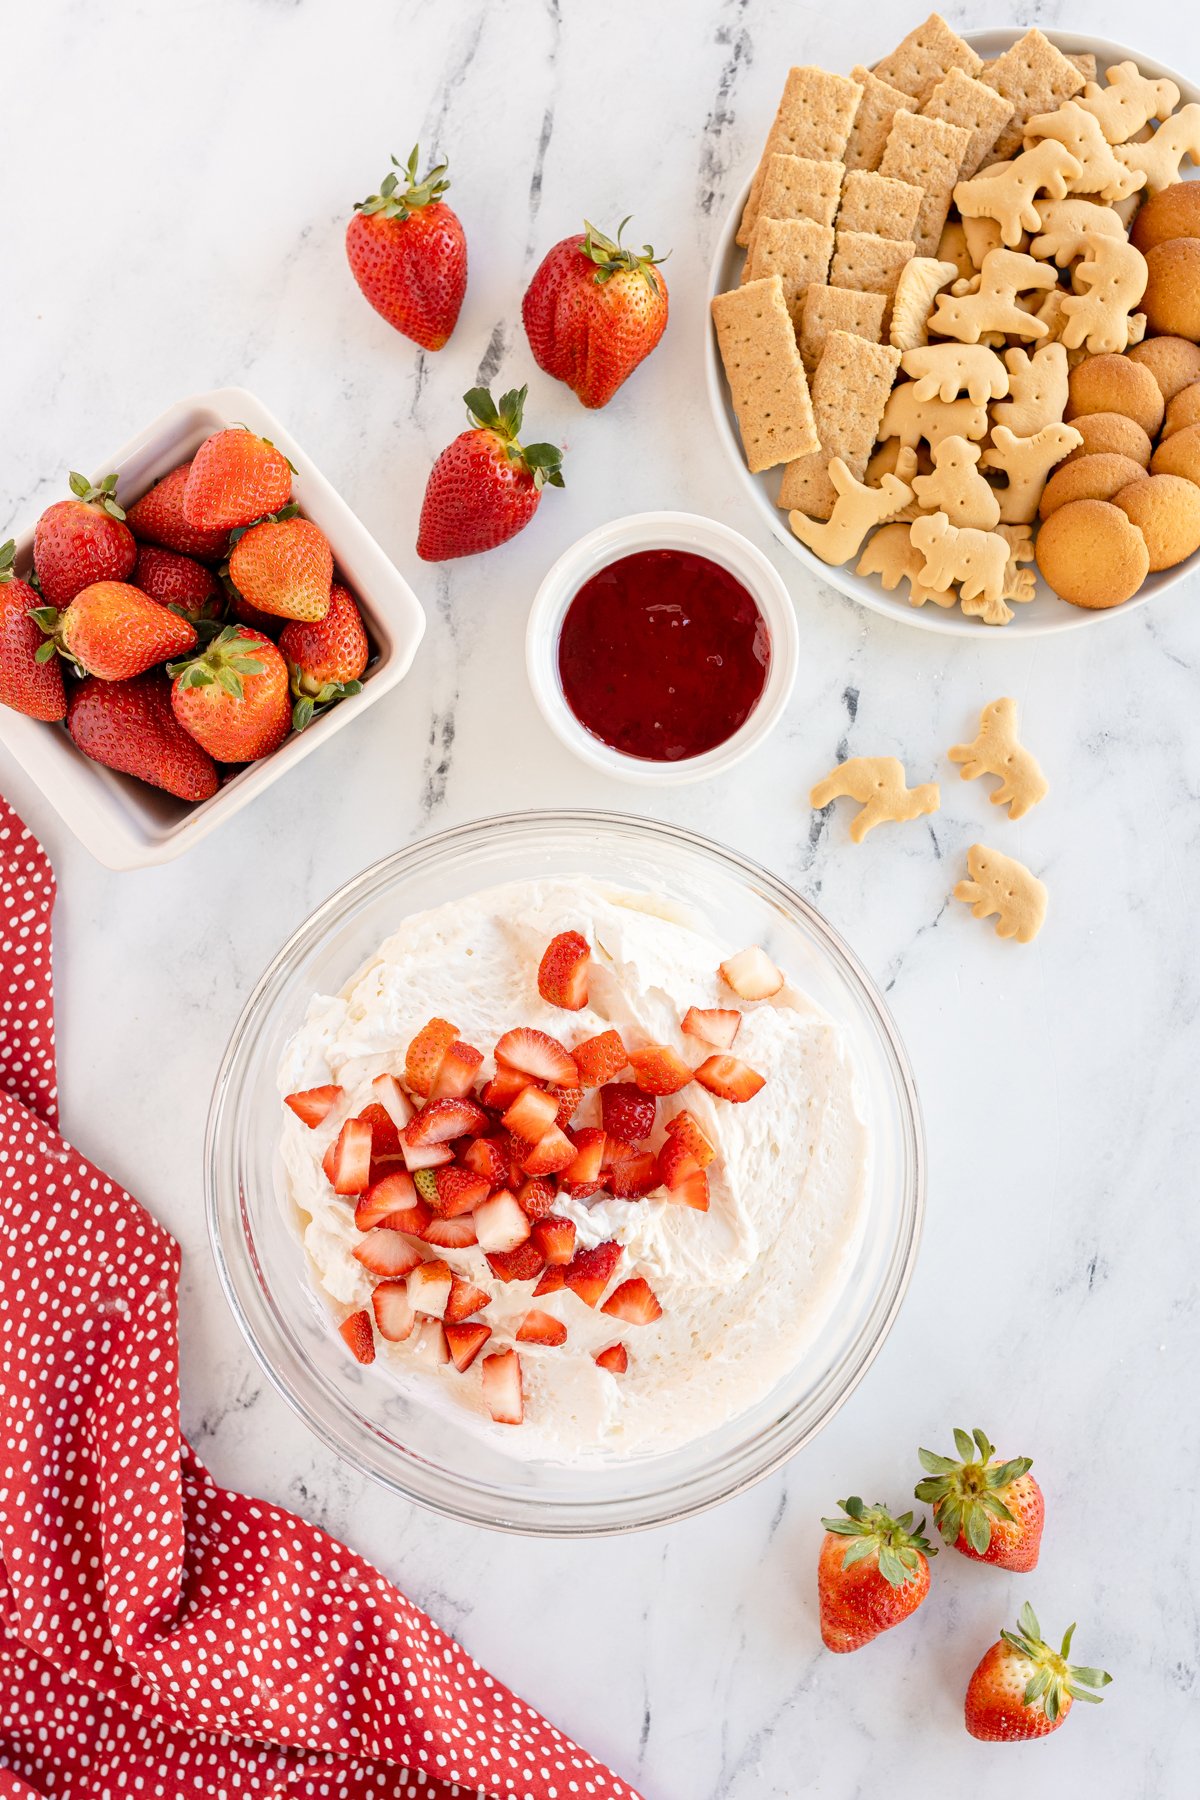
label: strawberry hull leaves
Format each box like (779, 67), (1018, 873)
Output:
(916, 1426), (1042, 1566)
(822, 1495), (936, 1588)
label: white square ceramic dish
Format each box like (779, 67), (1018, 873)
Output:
(0, 387), (425, 868)
(705, 30), (1199, 638)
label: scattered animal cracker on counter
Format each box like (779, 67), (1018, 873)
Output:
(811, 755), (940, 842)
(713, 16), (1200, 623)
(949, 697), (1049, 819)
(954, 843), (1048, 944)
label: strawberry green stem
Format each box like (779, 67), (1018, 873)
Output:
(1000, 1603), (1112, 1722)
(821, 1496), (935, 1588)
(581, 217), (669, 288)
(915, 1426), (1032, 1553)
(462, 384), (564, 491)
(355, 145), (450, 219)
(168, 624), (267, 703)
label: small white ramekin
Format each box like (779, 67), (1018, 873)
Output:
(525, 510), (798, 785)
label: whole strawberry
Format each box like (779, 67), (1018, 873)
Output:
(417, 385), (563, 561)
(133, 544), (222, 623)
(33, 472), (136, 605)
(67, 673), (219, 801)
(33, 581), (197, 681)
(965, 1603), (1110, 1742)
(279, 583), (368, 729)
(183, 429), (293, 532)
(227, 512), (333, 622)
(817, 1496), (935, 1653)
(0, 539), (66, 720)
(523, 218), (668, 408)
(916, 1427), (1044, 1570)
(125, 462), (230, 560)
(169, 625), (291, 762)
(346, 146), (467, 350)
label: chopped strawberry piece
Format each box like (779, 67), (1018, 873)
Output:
(494, 1026), (579, 1087)
(413, 1168), (439, 1203)
(537, 930), (591, 1010)
(405, 1096), (488, 1146)
(367, 1195), (433, 1239)
(474, 1189), (531, 1253)
(564, 1126), (607, 1185)
(601, 1275), (663, 1325)
(461, 1137), (511, 1191)
(516, 1177), (556, 1220)
(564, 1240), (623, 1307)
(627, 1045), (693, 1096)
(521, 1126), (577, 1176)
(354, 1169), (418, 1229)
(695, 1055), (766, 1103)
(548, 1082), (584, 1129)
(444, 1275), (491, 1323)
(502, 1084), (561, 1143)
(423, 1214), (479, 1249)
(353, 1229), (425, 1278)
(601, 1082), (656, 1144)
(399, 1136), (456, 1173)
(404, 1017), (458, 1097)
(339, 1308), (375, 1364)
(486, 1242), (548, 1284)
(605, 1141), (659, 1199)
(408, 1258), (453, 1319)
(664, 1108), (717, 1168)
(370, 1072), (414, 1133)
(432, 1039), (484, 1100)
(594, 1342), (628, 1374)
(354, 1101), (402, 1157)
(574, 1028), (628, 1087)
(285, 1084), (343, 1128)
(532, 1215), (576, 1264)
(371, 1280), (416, 1343)
(480, 1065), (534, 1111)
(431, 1166), (490, 1219)
(681, 1006), (742, 1050)
(657, 1135), (710, 1211)
(444, 1320), (492, 1372)
(481, 1348), (524, 1424)
(533, 1263), (566, 1296)
(322, 1118), (374, 1194)
(410, 1319), (449, 1364)
(719, 945), (783, 1000)
(517, 1308), (568, 1346)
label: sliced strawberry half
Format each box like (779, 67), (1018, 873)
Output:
(521, 1126), (577, 1176)
(532, 1214), (576, 1264)
(371, 1279), (416, 1343)
(474, 1190), (531, 1254)
(605, 1141), (659, 1199)
(367, 1192), (433, 1240)
(533, 1263), (566, 1296)
(502, 1083), (561, 1143)
(548, 1082), (584, 1130)
(574, 1028), (627, 1087)
(564, 1240), (623, 1307)
(353, 1229), (425, 1278)
(601, 1275), (663, 1325)
(480, 1065), (534, 1111)
(682, 1006), (742, 1050)
(404, 1017), (458, 1097)
(431, 1166), (491, 1219)
(517, 1308), (568, 1346)
(537, 930), (590, 1010)
(408, 1258), (453, 1319)
(339, 1308), (375, 1364)
(461, 1137), (511, 1192)
(410, 1318), (449, 1364)
(487, 1242), (548, 1284)
(399, 1136), (456, 1173)
(285, 1084), (343, 1128)
(432, 1039), (484, 1100)
(695, 1055), (766, 1103)
(322, 1118), (374, 1194)
(664, 1108), (717, 1169)
(444, 1275), (491, 1323)
(355, 1101), (402, 1157)
(370, 1072), (414, 1133)
(444, 1320), (492, 1372)
(719, 946), (783, 1000)
(516, 1177), (557, 1220)
(494, 1026), (579, 1087)
(423, 1214), (479, 1250)
(657, 1135), (710, 1212)
(354, 1169), (418, 1230)
(594, 1342), (628, 1375)
(564, 1126), (607, 1185)
(627, 1045), (693, 1096)
(481, 1348), (524, 1424)
(601, 1082), (656, 1144)
(405, 1096), (488, 1146)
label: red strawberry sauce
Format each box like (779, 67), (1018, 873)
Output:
(556, 548), (770, 762)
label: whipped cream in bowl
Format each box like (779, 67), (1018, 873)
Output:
(208, 813), (923, 1534)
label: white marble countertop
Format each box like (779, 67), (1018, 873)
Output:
(3, 1), (1197, 1794)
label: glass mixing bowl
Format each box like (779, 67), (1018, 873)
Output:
(206, 811), (923, 1535)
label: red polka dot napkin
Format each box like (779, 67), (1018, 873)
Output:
(0, 798), (640, 1800)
